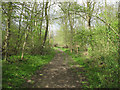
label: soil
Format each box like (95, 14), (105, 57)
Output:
(22, 49), (88, 88)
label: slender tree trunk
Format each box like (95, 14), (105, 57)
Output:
(4, 19), (10, 60)
(87, 1), (91, 30)
(86, 1), (92, 51)
(4, 2), (12, 60)
(31, 28), (34, 48)
(20, 18), (29, 60)
(21, 26), (29, 60)
(64, 14), (68, 46)
(43, 2), (49, 46)
(49, 30), (51, 44)
(87, 15), (91, 30)
(68, 4), (74, 53)
(16, 3), (24, 54)
(39, 0), (44, 40)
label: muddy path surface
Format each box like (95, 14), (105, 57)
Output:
(23, 49), (88, 88)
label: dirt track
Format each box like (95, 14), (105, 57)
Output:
(23, 49), (88, 88)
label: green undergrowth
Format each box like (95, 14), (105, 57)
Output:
(2, 49), (55, 88)
(58, 47), (119, 88)
(72, 54), (118, 88)
(54, 47), (69, 52)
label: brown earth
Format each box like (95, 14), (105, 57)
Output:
(22, 49), (88, 88)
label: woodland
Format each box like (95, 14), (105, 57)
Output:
(1, 0), (120, 88)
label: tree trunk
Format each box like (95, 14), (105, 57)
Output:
(86, 1), (92, 51)
(43, 2), (49, 46)
(39, 0), (44, 40)
(31, 29), (34, 48)
(68, 3), (74, 53)
(4, 2), (12, 60)
(87, 1), (91, 30)
(16, 3), (24, 55)
(64, 14), (68, 46)
(21, 26), (29, 60)
(20, 17), (29, 60)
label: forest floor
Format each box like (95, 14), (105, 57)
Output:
(22, 49), (88, 88)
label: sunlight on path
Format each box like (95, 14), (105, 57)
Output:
(23, 50), (88, 88)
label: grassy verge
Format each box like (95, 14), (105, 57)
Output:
(55, 47), (119, 88)
(73, 54), (118, 88)
(2, 49), (55, 88)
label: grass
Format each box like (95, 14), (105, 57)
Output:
(2, 49), (55, 88)
(54, 47), (69, 52)
(72, 54), (118, 88)
(55, 47), (119, 88)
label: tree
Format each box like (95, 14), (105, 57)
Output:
(16, 2), (24, 54)
(2, 2), (13, 60)
(43, 1), (49, 46)
(39, 0), (44, 40)
(68, 3), (74, 52)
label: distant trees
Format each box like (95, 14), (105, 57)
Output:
(55, 0), (118, 55)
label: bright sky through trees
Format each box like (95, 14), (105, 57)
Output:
(49, 0), (119, 35)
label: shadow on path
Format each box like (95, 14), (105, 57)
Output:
(23, 49), (88, 88)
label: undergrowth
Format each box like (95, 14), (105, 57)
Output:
(2, 49), (55, 88)
(55, 47), (119, 88)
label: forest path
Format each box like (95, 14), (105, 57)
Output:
(23, 49), (88, 88)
